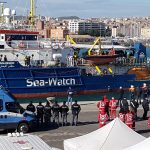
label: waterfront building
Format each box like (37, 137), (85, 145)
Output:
(50, 26), (69, 40)
(78, 21), (106, 36)
(68, 20), (79, 34)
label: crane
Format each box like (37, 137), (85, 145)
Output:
(29, 0), (35, 26)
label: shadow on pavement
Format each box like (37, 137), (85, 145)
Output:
(78, 121), (98, 126)
(136, 129), (150, 134)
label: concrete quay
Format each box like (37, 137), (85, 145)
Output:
(28, 101), (150, 150)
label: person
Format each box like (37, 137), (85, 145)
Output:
(103, 95), (110, 117)
(98, 111), (108, 128)
(109, 97), (118, 120)
(120, 97), (129, 114)
(6, 36), (12, 47)
(67, 87), (74, 106)
(147, 85), (150, 103)
(24, 56), (28, 66)
(36, 102), (44, 126)
(52, 101), (60, 126)
(26, 101), (35, 113)
(136, 86), (142, 104)
(147, 117), (150, 126)
(60, 101), (69, 126)
(71, 100), (81, 126)
(129, 85), (135, 100)
(142, 83), (148, 100)
(97, 96), (106, 115)
(125, 110), (134, 129)
(118, 86), (124, 103)
(44, 101), (52, 125)
(142, 98), (149, 120)
(118, 108), (125, 123)
(4, 55), (7, 62)
(130, 99), (139, 120)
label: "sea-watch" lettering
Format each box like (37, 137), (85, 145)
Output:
(26, 78), (76, 87)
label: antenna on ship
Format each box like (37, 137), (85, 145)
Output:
(29, 0), (35, 27)
(0, 1), (7, 23)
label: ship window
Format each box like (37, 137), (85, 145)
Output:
(1, 36), (4, 39)
(0, 45), (4, 49)
(0, 99), (3, 111)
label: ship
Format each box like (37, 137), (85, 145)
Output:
(0, 2), (149, 99)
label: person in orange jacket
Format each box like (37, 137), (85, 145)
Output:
(98, 111), (108, 128)
(125, 110), (134, 129)
(103, 95), (110, 117)
(109, 97), (118, 120)
(147, 117), (150, 126)
(118, 108), (125, 123)
(97, 96), (106, 114)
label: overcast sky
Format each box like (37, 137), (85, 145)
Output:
(5, 0), (150, 18)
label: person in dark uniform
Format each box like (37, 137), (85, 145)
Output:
(142, 98), (149, 120)
(71, 100), (81, 126)
(136, 86), (142, 104)
(120, 97), (129, 114)
(119, 86), (124, 102)
(4, 55), (7, 62)
(52, 101), (60, 126)
(130, 99), (139, 120)
(36, 102), (44, 126)
(60, 101), (69, 126)
(44, 101), (52, 125)
(142, 83), (148, 100)
(26, 101), (35, 113)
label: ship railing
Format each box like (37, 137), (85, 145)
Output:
(114, 57), (149, 67)
(10, 40), (51, 50)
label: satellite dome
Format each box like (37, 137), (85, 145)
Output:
(11, 10), (16, 15)
(4, 8), (11, 16)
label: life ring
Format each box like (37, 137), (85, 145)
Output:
(18, 41), (25, 48)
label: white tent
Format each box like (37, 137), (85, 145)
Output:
(0, 133), (61, 150)
(124, 137), (150, 150)
(64, 118), (145, 150)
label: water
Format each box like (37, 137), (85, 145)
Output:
(17, 92), (131, 104)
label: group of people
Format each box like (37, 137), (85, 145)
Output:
(26, 100), (81, 127)
(0, 55), (8, 62)
(97, 95), (138, 129)
(97, 83), (150, 129)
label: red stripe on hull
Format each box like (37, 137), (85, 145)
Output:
(0, 30), (39, 35)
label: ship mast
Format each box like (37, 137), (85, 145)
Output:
(29, 0), (35, 26)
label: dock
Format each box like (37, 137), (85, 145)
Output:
(24, 102), (150, 149)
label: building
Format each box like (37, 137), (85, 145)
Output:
(141, 28), (150, 38)
(78, 21), (106, 36)
(50, 27), (69, 40)
(68, 20), (79, 34)
(111, 26), (118, 38)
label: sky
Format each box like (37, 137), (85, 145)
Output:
(4, 0), (150, 18)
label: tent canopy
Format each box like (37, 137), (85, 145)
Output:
(64, 118), (145, 150)
(124, 137), (150, 150)
(0, 134), (61, 150)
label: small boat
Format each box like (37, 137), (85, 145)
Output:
(85, 54), (118, 65)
